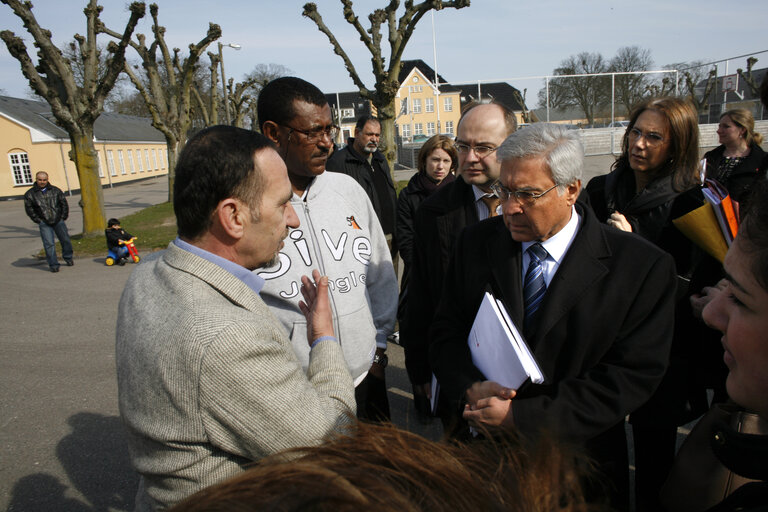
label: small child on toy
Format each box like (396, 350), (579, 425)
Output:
(106, 218), (134, 265)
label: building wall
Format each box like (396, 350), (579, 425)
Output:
(395, 70), (462, 142)
(2, 116), (168, 199)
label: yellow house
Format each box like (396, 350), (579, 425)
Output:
(395, 61), (462, 142)
(1, 95), (168, 200)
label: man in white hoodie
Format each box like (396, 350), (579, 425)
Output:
(257, 77), (398, 421)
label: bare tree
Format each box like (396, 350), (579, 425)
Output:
(303, 0), (470, 175)
(548, 52), (610, 126)
(1, 0), (144, 235)
(100, 3), (221, 201)
(609, 46), (653, 115)
(737, 57), (761, 98)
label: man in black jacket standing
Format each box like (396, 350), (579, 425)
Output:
(24, 171), (74, 272)
(326, 115), (397, 243)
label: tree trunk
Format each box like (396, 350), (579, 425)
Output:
(69, 128), (106, 236)
(375, 100), (397, 181)
(165, 135), (180, 203)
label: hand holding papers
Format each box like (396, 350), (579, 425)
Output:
(468, 292), (544, 390)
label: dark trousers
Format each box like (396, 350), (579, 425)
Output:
(355, 373), (390, 422)
(39, 221), (73, 269)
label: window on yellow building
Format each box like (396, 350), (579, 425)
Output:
(8, 153), (32, 186)
(144, 149), (152, 172)
(107, 150), (117, 177)
(127, 150), (136, 174)
(444, 97), (453, 112)
(427, 122), (436, 136)
(425, 97), (434, 113)
(414, 123), (423, 136)
(118, 150), (127, 175)
(412, 98), (422, 114)
(446, 121), (454, 136)
(400, 124), (411, 139)
(9, 152), (32, 186)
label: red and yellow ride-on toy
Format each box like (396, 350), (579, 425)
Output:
(105, 237), (141, 266)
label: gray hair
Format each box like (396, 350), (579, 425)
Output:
(496, 123), (583, 189)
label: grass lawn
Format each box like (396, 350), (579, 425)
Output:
(65, 202), (177, 258)
(57, 180), (412, 259)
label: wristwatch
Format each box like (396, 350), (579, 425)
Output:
(373, 352), (388, 368)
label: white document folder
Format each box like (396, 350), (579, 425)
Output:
(468, 292), (544, 389)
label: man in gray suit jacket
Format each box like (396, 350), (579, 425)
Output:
(116, 126), (356, 511)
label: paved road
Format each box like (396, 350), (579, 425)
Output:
(0, 157), (619, 511)
(0, 175), (443, 511)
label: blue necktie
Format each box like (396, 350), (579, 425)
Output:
(523, 243), (548, 333)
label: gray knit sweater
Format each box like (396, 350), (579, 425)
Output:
(116, 243), (355, 511)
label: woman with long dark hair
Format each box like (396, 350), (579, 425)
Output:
(586, 97), (721, 511)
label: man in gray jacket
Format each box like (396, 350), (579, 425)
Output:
(116, 126), (355, 511)
(257, 77), (398, 421)
(23, 171), (74, 272)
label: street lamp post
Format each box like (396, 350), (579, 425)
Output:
(218, 42), (241, 125)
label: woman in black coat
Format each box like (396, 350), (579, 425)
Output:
(396, 134), (456, 420)
(586, 97), (719, 512)
(396, 135), (457, 288)
(703, 108), (767, 205)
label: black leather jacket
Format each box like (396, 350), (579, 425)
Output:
(24, 183), (69, 225)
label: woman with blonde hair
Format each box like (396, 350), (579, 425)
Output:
(704, 108), (767, 204)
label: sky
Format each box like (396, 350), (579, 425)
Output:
(1, 0), (766, 104)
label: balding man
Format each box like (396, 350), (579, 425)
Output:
(402, 102), (517, 419)
(24, 171), (74, 272)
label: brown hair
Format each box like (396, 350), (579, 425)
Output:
(170, 422), (604, 512)
(615, 96), (701, 191)
(738, 179), (768, 291)
(721, 108), (763, 146)
(417, 135), (459, 175)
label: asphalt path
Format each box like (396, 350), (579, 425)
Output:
(0, 158), (617, 511)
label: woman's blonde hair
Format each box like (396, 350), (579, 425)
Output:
(721, 108), (764, 146)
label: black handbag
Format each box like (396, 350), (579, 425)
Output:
(660, 402), (768, 512)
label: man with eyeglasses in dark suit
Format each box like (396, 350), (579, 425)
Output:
(402, 101), (517, 423)
(430, 123), (676, 511)
(257, 77), (398, 422)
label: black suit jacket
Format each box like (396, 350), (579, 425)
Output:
(402, 177), (479, 385)
(429, 203), (676, 444)
(326, 141), (397, 236)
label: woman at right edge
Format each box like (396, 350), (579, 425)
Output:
(585, 96), (723, 511)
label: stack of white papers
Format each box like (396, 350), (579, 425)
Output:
(468, 292), (544, 389)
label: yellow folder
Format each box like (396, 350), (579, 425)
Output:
(673, 203), (729, 263)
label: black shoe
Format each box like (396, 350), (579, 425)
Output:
(65, 259), (74, 266)
(118, 258), (126, 266)
(50, 267), (60, 273)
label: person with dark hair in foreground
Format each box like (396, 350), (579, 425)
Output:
(169, 422), (607, 512)
(116, 126), (355, 511)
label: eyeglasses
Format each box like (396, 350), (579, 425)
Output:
(283, 123), (339, 144)
(453, 142), (499, 158)
(628, 127), (665, 147)
(490, 181), (559, 205)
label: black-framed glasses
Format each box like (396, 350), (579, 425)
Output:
(283, 123), (338, 144)
(628, 127), (665, 147)
(490, 181), (559, 205)
(453, 142), (499, 158)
